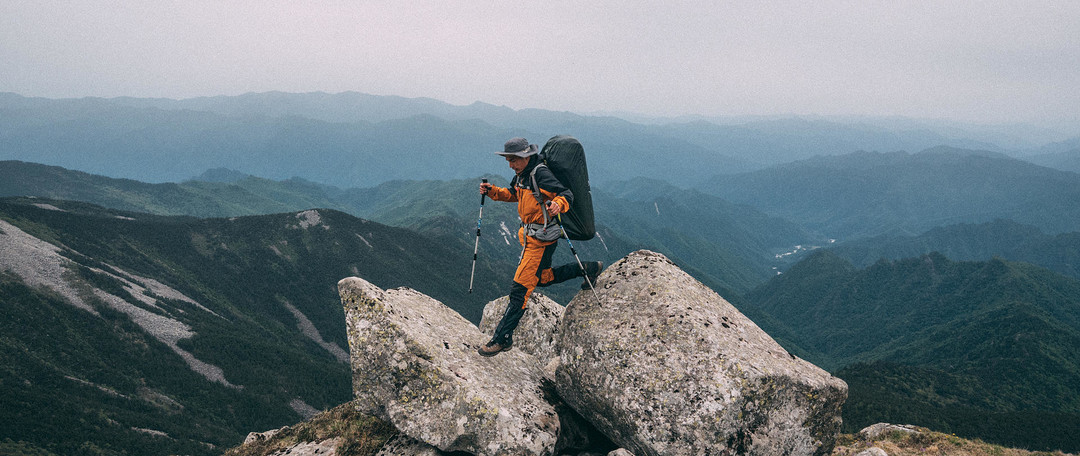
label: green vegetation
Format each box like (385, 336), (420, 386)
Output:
(1, 161), (817, 299)
(745, 250), (1080, 451)
(831, 425), (1075, 456)
(839, 362), (1080, 453)
(1, 272), (241, 455)
(0, 161), (352, 218)
(704, 148), (1080, 237)
(6, 148), (1080, 453)
(0, 197), (498, 455)
(221, 403), (395, 456)
(831, 219), (1080, 280)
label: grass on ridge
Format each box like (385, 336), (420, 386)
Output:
(832, 426), (1076, 456)
(221, 402), (395, 456)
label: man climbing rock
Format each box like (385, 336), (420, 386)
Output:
(478, 137), (603, 357)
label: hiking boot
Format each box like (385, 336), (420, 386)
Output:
(478, 340), (512, 357)
(581, 261), (603, 290)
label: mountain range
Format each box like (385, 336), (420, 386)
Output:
(829, 218), (1080, 280)
(4, 92), (1078, 190)
(3, 91), (1080, 454)
(5, 157), (1080, 452)
(704, 147), (1080, 239)
(0, 160), (814, 296)
(0, 197), (499, 455)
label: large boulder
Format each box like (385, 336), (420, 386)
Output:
(479, 293), (564, 365)
(340, 277), (559, 456)
(479, 292), (615, 455)
(555, 250), (847, 456)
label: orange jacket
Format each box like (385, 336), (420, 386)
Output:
(488, 161), (573, 239)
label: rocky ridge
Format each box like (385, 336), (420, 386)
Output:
(555, 250), (847, 455)
(340, 276), (559, 456)
(232, 249), (849, 455)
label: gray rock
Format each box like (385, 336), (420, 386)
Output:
(607, 449), (636, 456)
(479, 293), (564, 367)
(550, 394), (618, 456)
(340, 277), (559, 456)
(376, 434), (445, 456)
(478, 294), (613, 455)
(854, 447), (888, 456)
(267, 438), (341, 456)
(857, 423), (921, 441)
(555, 250), (848, 456)
(244, 427), (285, 444)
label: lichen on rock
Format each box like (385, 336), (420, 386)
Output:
(340, 277), (559, 456)
(479, 292), (564, 367)
(554, 250), (848, 456)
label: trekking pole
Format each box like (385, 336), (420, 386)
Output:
(557, 214), (604, 307)
(468, 179), (488, 293)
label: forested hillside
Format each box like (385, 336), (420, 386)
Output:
(1, 161), (817, 295)
(744, 250), (1080, 451)
(0, 197), (497, 454)
(830, 219), (1080, 279)
(0, 160), (353, 217)
(4, 91), (1080, 455)
(704, 147), (1080, 238)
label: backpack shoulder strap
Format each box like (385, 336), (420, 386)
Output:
(529, 163), (552, 227)
(528, 163), (547, 200)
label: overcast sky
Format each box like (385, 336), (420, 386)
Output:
(2, 1), (1078, 127)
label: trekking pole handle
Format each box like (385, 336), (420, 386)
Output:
(480, 178), (488, 205)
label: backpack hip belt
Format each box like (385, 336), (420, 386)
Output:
(522, 221), (562, 242)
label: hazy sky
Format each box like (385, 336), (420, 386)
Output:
(2, 1), (1078, 126)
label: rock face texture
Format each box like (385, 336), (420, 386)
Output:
(375, 434), (445, 456)
(554, 250), (848, 456)
(340, 277), (559, 456)
(337, 250), (846, 456)
(857, 423), (921, 440)
(479, 293), (564, 364)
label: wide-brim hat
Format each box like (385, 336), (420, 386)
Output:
(495, 137), (538, 157)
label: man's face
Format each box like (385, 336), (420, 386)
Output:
(506, 155), (529, 174)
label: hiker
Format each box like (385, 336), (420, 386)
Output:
(478, 137), (602, 357)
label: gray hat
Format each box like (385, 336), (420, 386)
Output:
(496, 137), (538, 157)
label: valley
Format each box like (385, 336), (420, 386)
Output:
(2, 92), (1079, 454)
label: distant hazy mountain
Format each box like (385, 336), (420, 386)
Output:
(0, 93), (751, 186)
(0, 160), (354, 217)
(648, 117), (1006, 166)
(193, 167), (252, 183)
(104, 91), (1043, 151)
(0, 197), (498, 455)
(830, 218), (1080, 279)
(3, 92), (1059, 190)
(703, 146), (1080, 239)
(110, 91), (1060, 156)
(744, 250), (1080, 451)
(1024, 142), (1080, 174)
